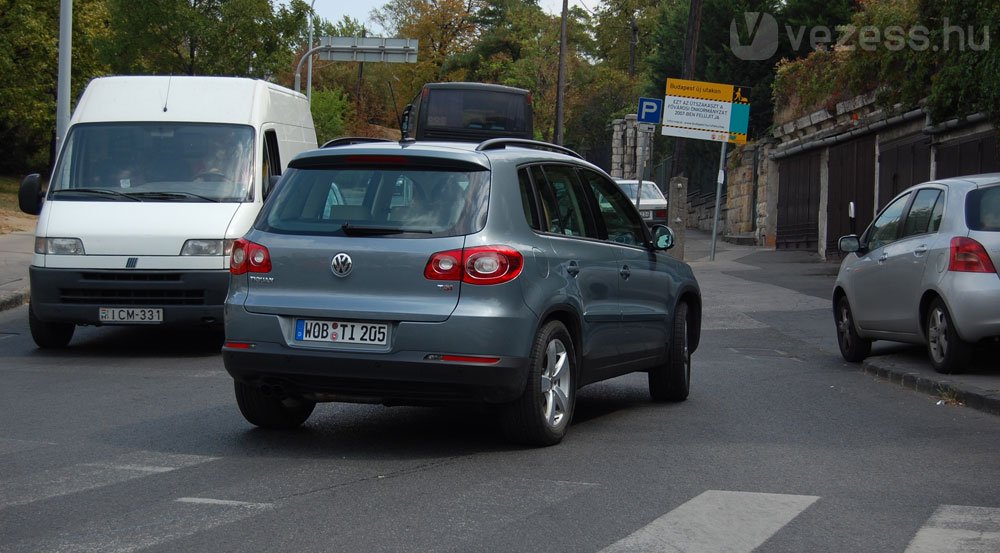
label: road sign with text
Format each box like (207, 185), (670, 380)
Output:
(661, 78), (750, 144)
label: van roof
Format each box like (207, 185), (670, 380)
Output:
(70, 76), (308, 127)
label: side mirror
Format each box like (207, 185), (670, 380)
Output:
(838, 234), (860, 253)
(18, 173), (44, 215)
(400, 104), (413, 139)
(651, 224), (675, 250)
(263, 175), (280, 200)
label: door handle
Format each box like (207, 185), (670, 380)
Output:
(619, 265), (631, 279)
(878, 252), (888, 264)
(914, 245), (928, 256)
(566, 260), (580, 276)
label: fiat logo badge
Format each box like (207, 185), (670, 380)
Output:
(331, 253), (353, 277)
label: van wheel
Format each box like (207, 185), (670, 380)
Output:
(927, 298), (973, 374)
(836, 296), (870, 362)
(234, 381), (315, 429)
(501, 321), (576, 446)
(29, 304), (74, 348)
(649, 302), (690, 402)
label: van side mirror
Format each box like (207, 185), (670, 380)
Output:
(651, 224), (675, 250)
(18, 173), (43, 215)
(400, 104), (413, 139)
(264, 175), (280, 200)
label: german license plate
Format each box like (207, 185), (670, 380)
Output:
(99, 307), (163, 323)
(295, 319), (389, 345)
(640, 210), (653, 220)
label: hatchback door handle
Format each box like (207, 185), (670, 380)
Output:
(914, 245), (928, 256)
(566, 260), (580, 276)
(619, 265), (631, 279)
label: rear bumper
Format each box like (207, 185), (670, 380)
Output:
(29, 266), (228, 325)
(941, 274), (1000, 342)
(223, 344), (529, 405)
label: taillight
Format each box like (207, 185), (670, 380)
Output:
(948, 236), (997, 273)
(654, 209), (667, 218)
(231, 238), (272, 275)
(424, 246), (524, 285)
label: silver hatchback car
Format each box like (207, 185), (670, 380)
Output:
(834, 174), (1000, 373)
(222, 138), (702, 445)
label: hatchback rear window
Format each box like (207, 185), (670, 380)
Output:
(259, 167), (490, 237)
(967, 185), (1000, 232)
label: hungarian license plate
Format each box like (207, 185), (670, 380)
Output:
(640, 210), (653, 220)
(99, 307), (163, 323)
(295, 319), (389, 345)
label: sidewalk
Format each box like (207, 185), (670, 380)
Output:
(0, 227), (997, 416)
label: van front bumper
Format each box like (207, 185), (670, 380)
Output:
(29, 266), (228, 326)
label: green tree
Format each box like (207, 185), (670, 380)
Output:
(99, 0), (307, 78)
(310, 88), (353, 144)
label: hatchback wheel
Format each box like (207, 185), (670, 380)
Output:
(234, 381), (316, 429)
(836, 296), (870, 362)
(649, 302), (690, 402)
(926, 298), (973, 374)
(501, 321), (575, 446)
(28, 304), (74, 349)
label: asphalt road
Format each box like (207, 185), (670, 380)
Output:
(1, 249), (999, 553)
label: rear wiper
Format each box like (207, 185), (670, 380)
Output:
(341, 223), (433, 236)
(50, 188), (141, 201)
(129, 191), (220, 202)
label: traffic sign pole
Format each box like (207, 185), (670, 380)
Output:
(710, 141), (726, 261)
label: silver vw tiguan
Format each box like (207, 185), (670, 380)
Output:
(223, 138), (701, 445)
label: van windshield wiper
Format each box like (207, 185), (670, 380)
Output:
(50, 188), (141, 201)
(129, 191), (220, 202)
(341, 223), (433, 236)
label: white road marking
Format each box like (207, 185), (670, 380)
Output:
(176, 497), (273, 508)
(904, 505), (1000, 553)
(0, 437), (57, 455)
(600, 490), (819, 553)
(6, 496), (273, 553)
(0, 451), (217, 507)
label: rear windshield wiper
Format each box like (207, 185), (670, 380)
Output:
(50, 188), (141, 201)
(341, 223), (433, 236)
(129, 191), (220, 202)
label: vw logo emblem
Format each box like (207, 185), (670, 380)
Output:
(331, 253), (353, 277)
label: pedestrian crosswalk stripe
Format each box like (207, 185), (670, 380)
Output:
(599, 490), (819, 553)
(0, 451), (217, 508)
(904, 505), (1000, 553)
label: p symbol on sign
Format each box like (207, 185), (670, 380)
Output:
(637, 97), (663, 125)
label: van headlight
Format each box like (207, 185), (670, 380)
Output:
(180, 239), (234, 256)
(35, 237), (85, 255)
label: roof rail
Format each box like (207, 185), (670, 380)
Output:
(321, 137), (392, 148)
(475, 138), (582, 159)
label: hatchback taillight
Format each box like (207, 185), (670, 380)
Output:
(425, 246), (523, 285)
(231, 238), (272, 275)
(948, 236), (997, 273)
(654, 209), (667, 218)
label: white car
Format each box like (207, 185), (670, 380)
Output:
(615, 179), (668, 228)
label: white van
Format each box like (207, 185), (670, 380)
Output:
(19, 76), (317, 347)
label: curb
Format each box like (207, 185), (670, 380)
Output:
(862, 358), (1000, 417)
(0, 289), (28, 313)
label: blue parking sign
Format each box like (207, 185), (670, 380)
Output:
(637, 97), (663, 124)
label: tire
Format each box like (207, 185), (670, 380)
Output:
(649, 302), (691, 402)
(28, 304), (74, 349)
(835, 296), (870, 363)
(926, 298), (973, 374)
(234, 380), (316, 429)
(501, 321), (576, 446)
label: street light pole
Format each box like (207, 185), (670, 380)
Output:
(55, 0), (73, 152)
(306, 0), (316, 104)
(555, 0), (568, 145)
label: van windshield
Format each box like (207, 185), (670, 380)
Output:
(50, 123), (254, 202)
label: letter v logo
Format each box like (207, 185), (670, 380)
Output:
(730, 12), (779, 61)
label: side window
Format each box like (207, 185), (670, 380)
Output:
(902, 189), (942, 237)
(538, 165), (598, 238)
(518, 168), (542, 231)
(579, 169), (646, 246)
(262, 130), (281, 199)
(865, 192), (911, 250)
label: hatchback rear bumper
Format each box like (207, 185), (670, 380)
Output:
(940, 273), (1000, 342)
(223, 344), (529, 405)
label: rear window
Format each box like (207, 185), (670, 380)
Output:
(424, 89), (529, 133)
(616, 181), (665, 201)
(259, 166), (490, 237)
(967, 185), (1000, 231)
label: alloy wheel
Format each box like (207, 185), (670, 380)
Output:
(539, 338), (571, 428)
